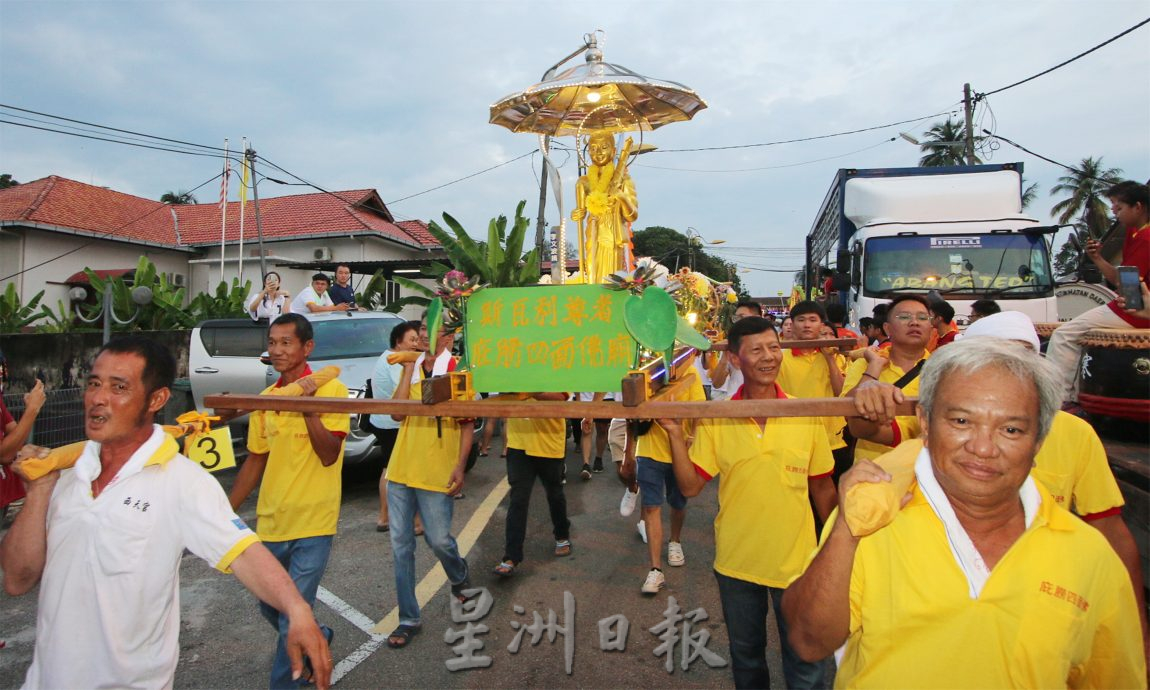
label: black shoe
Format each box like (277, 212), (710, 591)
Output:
(592, 457), (604, 473)
(580, 464), (592, 480)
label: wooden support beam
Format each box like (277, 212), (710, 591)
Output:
(711, 338), (859, 352)
(205, 393), (917, 420)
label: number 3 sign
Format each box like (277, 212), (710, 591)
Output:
(186, 426), (236, 472)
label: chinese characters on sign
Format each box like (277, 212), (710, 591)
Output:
(444, 588), (727, 674)
(465, 286), (638, 393)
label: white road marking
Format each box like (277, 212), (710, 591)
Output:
(320, 476), (511, 685)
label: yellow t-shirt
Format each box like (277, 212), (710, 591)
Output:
(1032, 411), (1125, 518)
(689, 387), (834, 587)
(841, 351), (928, 462)
(247, 375), (349, 541)
(637, 371), (707, 463)
(388, 377), (468, 493)
(778, 349), (847, 451)
(834, 482), (1145, 689)
(506, 416), (566, 459)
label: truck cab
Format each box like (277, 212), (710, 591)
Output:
(809, 164), (1058, 327)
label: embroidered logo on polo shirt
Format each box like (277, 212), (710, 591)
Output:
(785, 465), (809, 475)
(121, 496), (151, 512)
(1038, 580), (1089, 611)
(231, 517), (249, 531)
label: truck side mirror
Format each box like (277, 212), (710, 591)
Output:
(836, 249), (851, 273)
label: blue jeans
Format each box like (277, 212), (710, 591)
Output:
(388, 481), (469, 627)
(637, 456), (687, 509)
(714, 570), (828, 690)
(260, 536), (333, 690)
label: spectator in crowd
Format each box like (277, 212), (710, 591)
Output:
(291, 274), (350, 314)
(369, 321), (421, 532)
(328, 264), (364, 310)
(967, 298), (1000, 323)
(928, 299), (958, 350)
(1047, 180), (1149, 411)
(248, 271), (292, 320)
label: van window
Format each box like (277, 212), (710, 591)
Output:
(204, 325), (267, 357)
(311, 317), (402, 360)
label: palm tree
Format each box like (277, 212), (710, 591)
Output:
(160, 190), (198, 204)
(918, 119), (982, 167)
(1021, 178), (1039, 210)
(1049, 157), (1123, 239)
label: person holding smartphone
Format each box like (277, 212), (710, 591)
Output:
(1047, 180), (1149, 413)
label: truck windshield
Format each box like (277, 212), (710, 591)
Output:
(863, 233), (1054, 297)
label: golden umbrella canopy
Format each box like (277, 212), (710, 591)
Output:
(489, 35), (707, 136)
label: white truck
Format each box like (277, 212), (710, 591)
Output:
(807, 163), (1059, 327)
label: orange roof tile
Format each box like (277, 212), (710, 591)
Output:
(0, 176), (441, 250)
(0, 176), (178, 246)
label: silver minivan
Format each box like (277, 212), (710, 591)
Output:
(189, 311), (407, 467)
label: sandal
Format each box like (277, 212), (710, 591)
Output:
(554, 539), (572, 557)
(376, 523), (390, 533)
(492, 560), (517, 577)
(451, 580), (478, 604)
(386, 624), (421, 649)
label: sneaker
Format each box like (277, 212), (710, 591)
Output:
(620, 488), (639, 517)
(667, 541), (685, 567)
(637, 519), (648, 544)
(580, 464), (592, 480)
(641, 568), (665, 594)
(592, 457), (604, 473)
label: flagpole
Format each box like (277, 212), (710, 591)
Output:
(219, 138), (230, 283)
(238, 136), (248, 282)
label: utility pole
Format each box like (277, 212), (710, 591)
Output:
(962, 83), (976, 165)
(534, 135), (550, 262)
(245, 148), (268, 280)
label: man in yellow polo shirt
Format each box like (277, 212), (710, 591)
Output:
(493, 396), (572, 577)
(229, 313), (348, 688)
(659, 317), (837, 690)
(778, 300), (849, 480)
(383, 332), (473, 649)
(843, 294), (931, 462)
(782, 339), (1146, 688)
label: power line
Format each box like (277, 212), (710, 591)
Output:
(0, 103), (226, 153)
(636, 137), (896, 173)
(981, 129), (1116, 181)
(651, 109), (959, 153)
(0, 119), (239, 161)
(0, 172), (225, 283)
(385, 150), (537, 204)
(979, 17), (1150, 98)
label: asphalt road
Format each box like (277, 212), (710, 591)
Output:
(0, 431), (795, 689)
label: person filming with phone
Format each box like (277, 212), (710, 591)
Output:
(1047, 180), (1149, 414)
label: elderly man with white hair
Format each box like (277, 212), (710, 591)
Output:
(782, 338), (1146, 688)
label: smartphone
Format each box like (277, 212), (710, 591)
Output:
(1117, 265), (1145, 311)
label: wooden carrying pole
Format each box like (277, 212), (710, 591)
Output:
(204, 393), (917, 420)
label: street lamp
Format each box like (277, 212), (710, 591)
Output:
(72, 283), (153, 344)
(684, 227), (725, 270)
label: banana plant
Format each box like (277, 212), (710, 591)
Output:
(0, 283), (45, 333)
(186, 278), (252, 320)
(36, 299), (80, 333)
(383, 201), (541, 312)
(82, 255), (192, 332)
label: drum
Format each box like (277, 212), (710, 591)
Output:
(1034, 322), (1062, 340)
(1078, 329), (1150, 423)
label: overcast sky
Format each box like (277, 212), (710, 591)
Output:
(2, 0), (1147, 296)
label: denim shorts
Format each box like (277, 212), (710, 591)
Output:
(636, 456), (687, 510)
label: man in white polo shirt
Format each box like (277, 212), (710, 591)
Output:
(0, 336), (332, 690)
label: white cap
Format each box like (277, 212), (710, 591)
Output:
(963, 311), (1040, 352)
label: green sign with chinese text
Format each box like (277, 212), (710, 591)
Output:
(464, 285), (639, 393)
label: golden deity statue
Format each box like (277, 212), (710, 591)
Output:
(571, 132), (638, 284)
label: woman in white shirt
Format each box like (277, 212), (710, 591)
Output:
(247, 271), (291, 320)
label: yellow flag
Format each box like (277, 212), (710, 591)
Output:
(239, 158), (250, 205)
